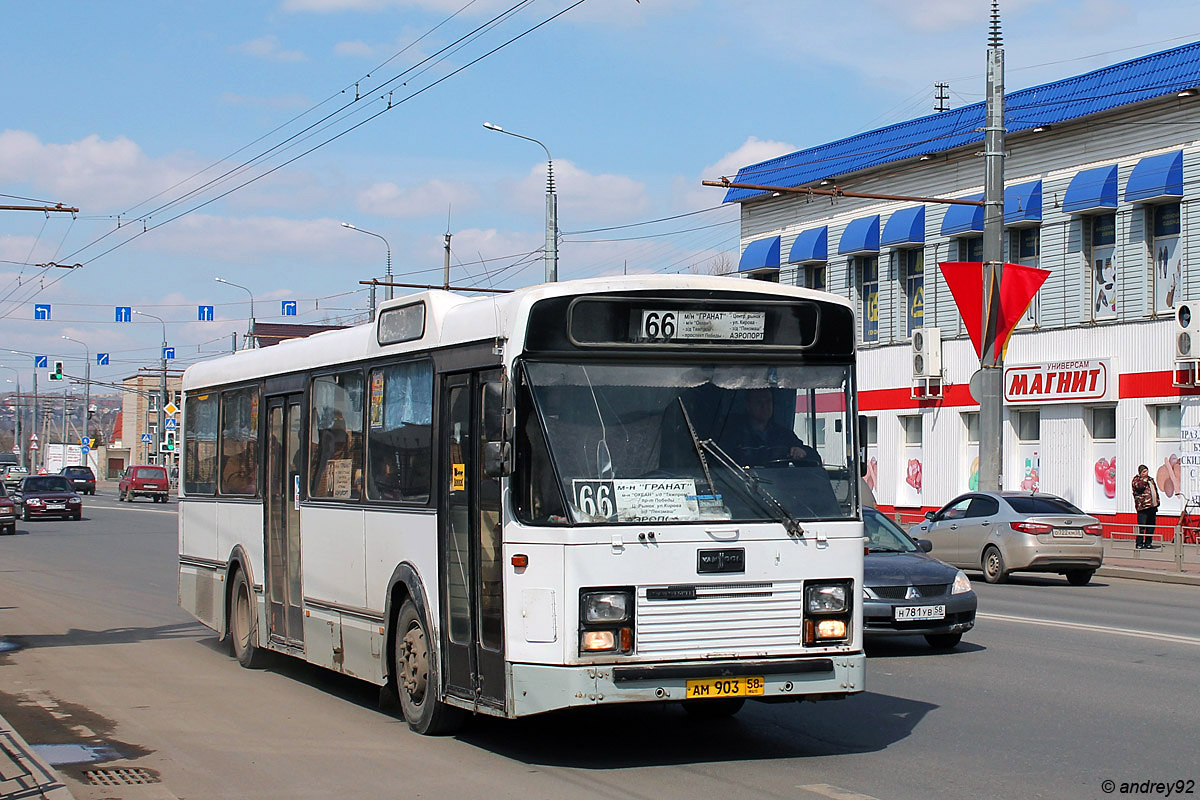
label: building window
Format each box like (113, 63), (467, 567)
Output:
(863, 415), (878, 495)
(1155, 404), (1181, 439)
(1014, 409), (1040, 492)
(804, 264), (827, 291)
(148, 394), (159, 413)
(1089, 406), (1117, 511)
(1010, 228), (1040, 327)
(964, 411), (979, 444)
(960, 236), (983, 262)
(1152, 203), (1182, 315)
(859, 256), (879, 343)
(1088, 213), (1117, 320)
(1153, 404), (1183, 508)
(899, 415), (923, 505)
(903, 249), (924, 337)
(963, 411), (979, 492)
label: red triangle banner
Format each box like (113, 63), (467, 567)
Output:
(937, 261), (1050, 359)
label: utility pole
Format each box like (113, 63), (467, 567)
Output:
(978, 1), (1007, 492)
(934, 82), (950, 113)
(443, 232), (452, 290)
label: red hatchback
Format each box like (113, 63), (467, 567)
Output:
(119, 465), (170, 503)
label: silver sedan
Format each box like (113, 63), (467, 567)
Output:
(909, 491), (1104, 585)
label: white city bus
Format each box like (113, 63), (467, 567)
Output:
(178, 275), (866, 734)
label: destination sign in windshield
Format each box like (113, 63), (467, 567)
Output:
(640, 309), (765, 342)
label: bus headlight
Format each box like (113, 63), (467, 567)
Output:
(803, 580), (852, 646)
(579, 588), (634, 655)
(581, 591), (631, 624)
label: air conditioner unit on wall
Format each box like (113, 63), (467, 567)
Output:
(1176, 303), (1197, 360)
(912, 327), (942, 379)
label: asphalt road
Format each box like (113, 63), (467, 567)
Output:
(1, 495), (1198, 800)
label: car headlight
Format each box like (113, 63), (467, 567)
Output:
(805, 584), (848, 613)
(27, 498), (44, 506)
(68, 497), (81, 504)
(951, 570), (972, 595)
(579, 588), (635, 655)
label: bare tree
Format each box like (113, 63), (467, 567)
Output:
(689, 251), (736, 276)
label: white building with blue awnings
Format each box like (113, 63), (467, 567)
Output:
(721, 40), (1200, 539)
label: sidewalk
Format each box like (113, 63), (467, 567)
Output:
(1097, 536), (1200, 585)
(0, 714), (77, 799)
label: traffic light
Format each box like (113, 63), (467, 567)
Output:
(50, 361), (64, 381)
(162, 430), (177, 452)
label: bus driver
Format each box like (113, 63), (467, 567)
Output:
(719, 388), (819, 467)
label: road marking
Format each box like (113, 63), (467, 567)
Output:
(798, 785), (882, 800)
(977, 612), (1200, 647)
(84, 504), (177, 516)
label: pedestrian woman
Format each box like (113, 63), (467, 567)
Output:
(1131, 465), (1160, 549)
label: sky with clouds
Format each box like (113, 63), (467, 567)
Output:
(3, 0), (1200, 392)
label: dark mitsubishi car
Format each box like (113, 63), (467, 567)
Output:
(61, 465), (97, 495)
(862, 507), (977, 649)
(14, 475), (83, 521)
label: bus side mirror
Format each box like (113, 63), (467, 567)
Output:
(484, 441), (512, 478)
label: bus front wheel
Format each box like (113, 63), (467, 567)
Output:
(230, 570), (266, 668)
(394, 599), (464, 735)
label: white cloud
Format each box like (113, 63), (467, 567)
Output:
(357, 179), (480, 218)
(498, 160), (648, 224)
(235, 35), (306, 62)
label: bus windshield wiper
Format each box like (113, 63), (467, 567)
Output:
(696, 436), (805, 539)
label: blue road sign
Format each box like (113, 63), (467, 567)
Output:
(96, 353), (110, 366)
(81, 445), (90, 455)
(163, 346), (176, 360)
(34, 304), (51, 320)
(115, 306), (132, 322)
(164, 418), (178, 430)
(141, 433), (152, 443)
(34, 356), (48, 369)
(282, 300), (298, 316)
(198, 305), (214, 321)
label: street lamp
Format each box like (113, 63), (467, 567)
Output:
(134, 310), (168, 463)
(483, 121), (558, 283)
(0, 368), (20, 469)
(61, 335), (91, 450)
(341, 222), (393, 304)
(214, 277), (257, 349)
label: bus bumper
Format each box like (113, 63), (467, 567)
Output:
(508, 653), (865, 718)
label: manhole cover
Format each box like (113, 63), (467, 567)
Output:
(85, 767), (162, 786)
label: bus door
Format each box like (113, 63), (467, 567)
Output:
(265, 393), (305, 651)
(439, 370), (505, 710)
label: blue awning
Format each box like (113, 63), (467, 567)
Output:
(880, 206), (925, 247)
(1125, 150), (1183, 203)
(1004, 180), (1042, 226)
(1063, 165), (1117, 214)
(837, 215), (880, 255)
(788, 226), (827, 263)
(738, 235), (781, 273)
(940, 194), (984, 236)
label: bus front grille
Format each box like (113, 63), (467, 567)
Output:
(636, 581), (804, 657)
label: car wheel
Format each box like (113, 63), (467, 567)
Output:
(394, 598), (464, 735)
(1065, 569), (1094, 586)
(924, 632), (963, 649)
(982, 545), (1008, 584)
(230, 570), (267, 668)
(73, 512), (82, 521)
(682, 698), (746, 719)
(22, 508), (31, 522)
(2, 525), (13, 535)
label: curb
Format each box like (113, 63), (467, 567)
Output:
(0, 714), (79, 799)
(1095, 565), (1200, 586)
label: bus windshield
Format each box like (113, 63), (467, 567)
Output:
(520, 360), (856, 525)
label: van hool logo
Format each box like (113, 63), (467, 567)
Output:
(1004, 359), (1109, 404)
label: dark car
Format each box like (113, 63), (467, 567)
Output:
(862, 507), (977, 649)
(119, 465), (170, 503)
(0, 482), (16, 534)
(13, 475), (82, 521)
(60, 465), (97, 495)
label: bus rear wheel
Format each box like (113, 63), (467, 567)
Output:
(230, 570), (266, 668)
(394, 599), (463, 735)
